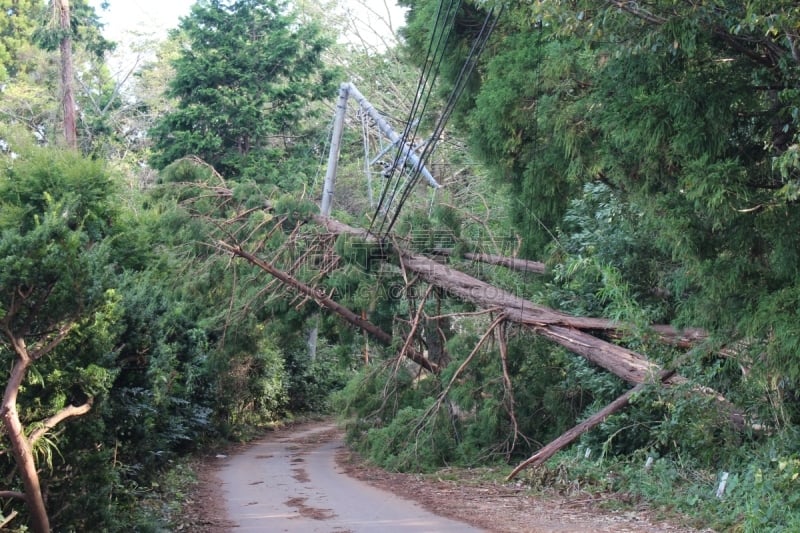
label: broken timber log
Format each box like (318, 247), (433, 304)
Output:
(464, 252), (546, 274)
(432, 249), (547, 274)
(505, 370), (676, 480)
(217, 241), (439, 373)
(317, 216), (695, 385)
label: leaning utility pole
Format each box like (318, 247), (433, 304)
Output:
(316, 82), (442, 361)
(320, 82), (440, 216)
(321, 84), (349, 217)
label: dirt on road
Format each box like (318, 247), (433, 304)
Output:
(178, 420), (708, 532)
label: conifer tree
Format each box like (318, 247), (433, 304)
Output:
(0, 0), (41, 81)
(149, 0), (338, 180)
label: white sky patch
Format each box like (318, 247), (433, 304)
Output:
(90, 1), (405, 45)
(90, 0), (194, 42)
(89, 0), (407, 82)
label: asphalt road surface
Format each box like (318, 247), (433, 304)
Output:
(217, 423), (484, 532)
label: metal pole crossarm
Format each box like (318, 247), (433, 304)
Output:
(321, 82), (441, 217)
(344, 82), (441, 189)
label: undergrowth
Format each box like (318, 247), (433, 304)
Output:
(518, 435), (800, 533)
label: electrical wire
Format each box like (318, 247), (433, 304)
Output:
(372, 2), (462, 237)
(381, 5), (504, 237)
(368, 0), (463, 236)
(379, 6), (499, 236)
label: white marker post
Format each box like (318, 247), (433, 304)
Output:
(716, 472), (729, 498)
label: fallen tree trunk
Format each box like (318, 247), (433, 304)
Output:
(464, 252), (546, 274)
(320, 217), (706, 349)
(218, 241), (439, 373)
(506, 370), (676, 480)
(310, 216), (747, 428)
(433, 250), (546, 274)
(203, 186), (707, 348)
(317, 217), (690, 385)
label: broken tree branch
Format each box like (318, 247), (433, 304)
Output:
(506, 369), (676, 480)
(0, 509), (19, 528)
(217, 241), (438, 373)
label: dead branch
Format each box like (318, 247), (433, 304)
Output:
(0, 509), (19, 528)
(498, 322), (525, 455)
(506, 369), (676, 480)
(218, 241), (438, 373)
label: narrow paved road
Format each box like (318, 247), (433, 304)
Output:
(217, 423), (484, 532)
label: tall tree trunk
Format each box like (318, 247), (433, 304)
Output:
(58, 0), (77, 149)
(1, 353), (50, 533)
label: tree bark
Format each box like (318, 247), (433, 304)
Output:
(0, 316), (86, 532)
(506, 370), (676, 480)
(29, 398), (93, 445)
(433, 250), (546, 274)
(58, 0), (77, 149)
(464, 252), (546, 274)
(1, 352), (50, 533)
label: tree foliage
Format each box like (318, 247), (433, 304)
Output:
(0, 0), (42, 81)
(149, 0), (339, 181)
(7, 0), (800, 530)
(0, 128), (123, 530)
(331, 2), (800, 529)
(398, 0), (800, 382)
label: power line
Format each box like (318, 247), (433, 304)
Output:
(369, 0), (463, 237)
(381, 5), (504, 237)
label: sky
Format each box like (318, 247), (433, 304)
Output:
(89, 0), (407, 43)
(89, 0), (407, 81)
(89, 0), (195, 41)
